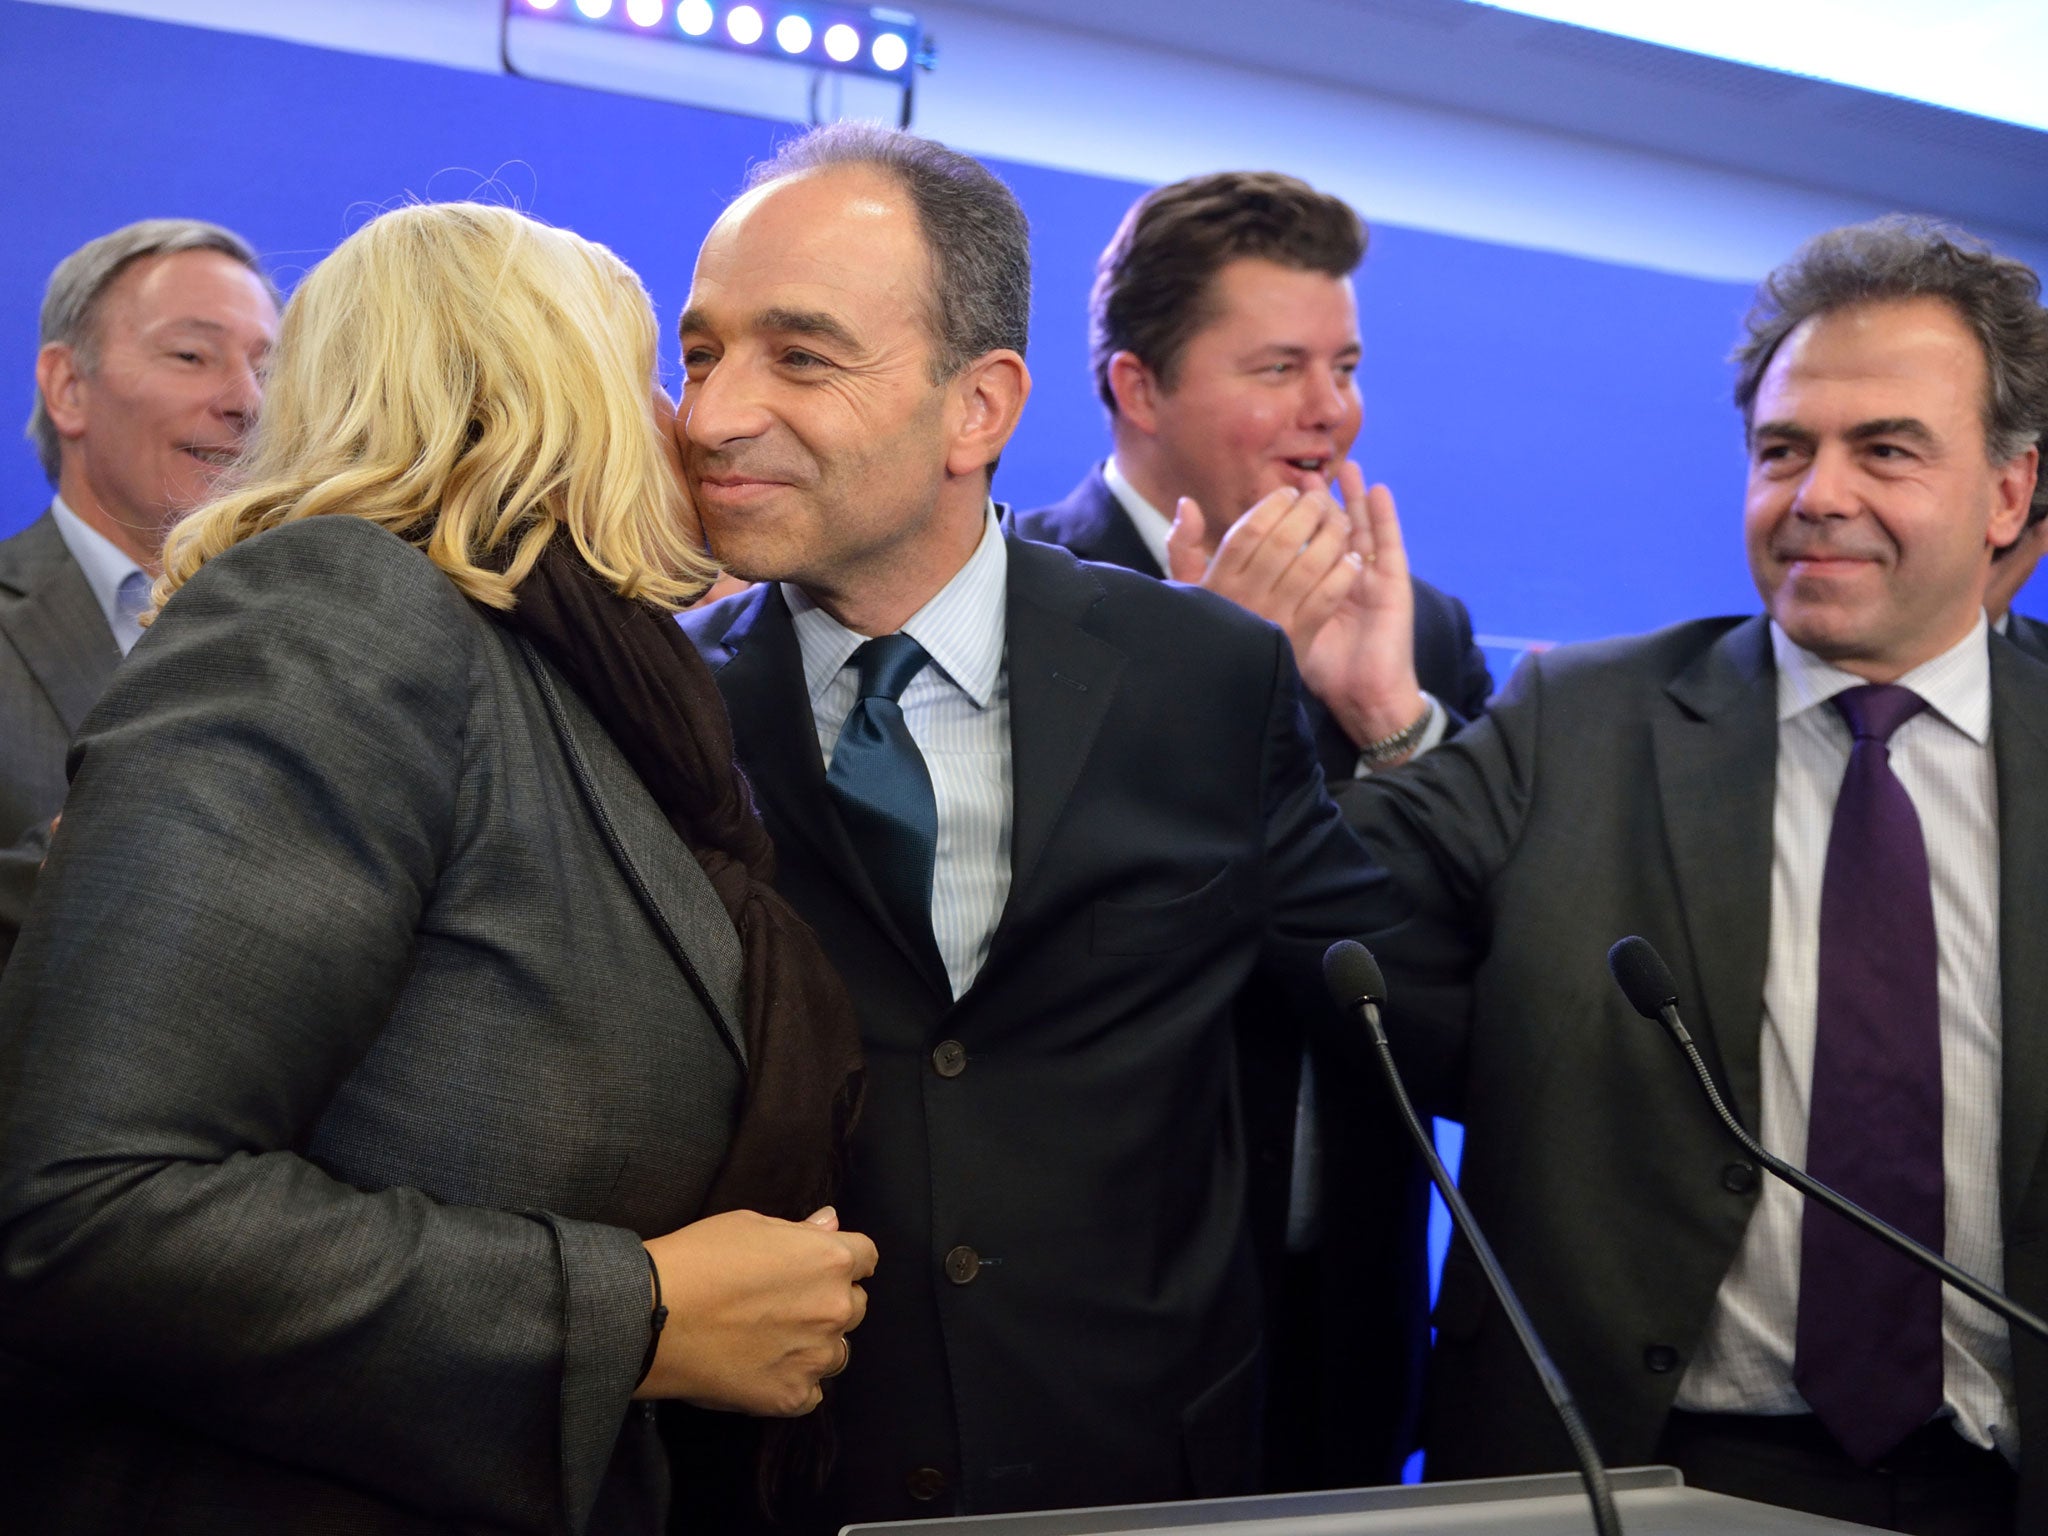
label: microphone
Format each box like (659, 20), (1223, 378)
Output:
(1606, 934), (2048, 1346)
(1323, 940), (1623, 1536)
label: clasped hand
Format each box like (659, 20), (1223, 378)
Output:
(636, 1205), (876, 1417)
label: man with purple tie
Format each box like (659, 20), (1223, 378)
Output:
(1338, 217), (2048, 1535)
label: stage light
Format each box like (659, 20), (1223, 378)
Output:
(504, 0), (929, 124)
(871, 31), (908, 71)
(822, 21), (858, 61)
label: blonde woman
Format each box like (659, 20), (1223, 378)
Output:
(0, 203), (871, 1535)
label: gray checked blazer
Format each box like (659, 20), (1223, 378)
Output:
(0, 511), (121, 969)
(0, 516), (749, 1535)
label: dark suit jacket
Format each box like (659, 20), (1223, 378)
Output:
(0, 517), (750, 1535)
(2006, 609), (2048, 662)
(1337, 616), (2048, 1530)
(0, 511), (120, 969)
(1016, 464), (1493, 1486)
(683, 536), (1399, 1527)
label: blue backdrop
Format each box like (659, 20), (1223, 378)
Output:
(0, 0), (1785, 658)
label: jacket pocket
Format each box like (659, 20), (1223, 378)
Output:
(1092, 863), (1241, 956)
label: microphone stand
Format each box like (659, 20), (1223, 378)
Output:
(1336, 977), (1624, 1536)
(1646, 994), (2048, 1347)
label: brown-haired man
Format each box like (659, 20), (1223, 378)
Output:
(1017, 170), (1488, 1490)
(1344, 216), (2048, 1535)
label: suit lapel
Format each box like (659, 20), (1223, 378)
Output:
(1993, 641), (2048, 1223)
(710, 587), (952, 1002)
(0, 512), (120, 732)
(985, 539), (1126, 971)
(1653, 617), (1777, 1128)
(1071, 469), (1166, 577)
(513, 635), (748, 1065)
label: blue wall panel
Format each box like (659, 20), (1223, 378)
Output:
(1, 0), (1779, 652)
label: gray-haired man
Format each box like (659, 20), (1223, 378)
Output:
(2, 219), (278, 964)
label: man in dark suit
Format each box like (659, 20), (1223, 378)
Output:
(1986, 515), (2048, 659)
(1015, 170), (1490, 1488)
(675, 125), (1403, 1530)
(2, 218), (276, 964)
(1340, 218), (2048, 1535)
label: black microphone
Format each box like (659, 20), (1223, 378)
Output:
(1606, 934), (2048, 1346)
(1323, 940), (1623, 1536)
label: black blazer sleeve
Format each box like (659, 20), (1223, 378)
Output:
(0, 520), (650, 1533)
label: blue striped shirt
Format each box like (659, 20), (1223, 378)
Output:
(785, 507), (1013, 998)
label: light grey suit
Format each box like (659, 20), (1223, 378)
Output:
(0, 510), (120, 968)
(0, 516), (750, 1534)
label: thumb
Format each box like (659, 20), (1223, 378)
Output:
(1166, 497), (1209, 584)
(804, 1206), (841, 1230)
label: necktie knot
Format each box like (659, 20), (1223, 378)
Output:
(116, 569), (152, 623)
(853, 633), (931, 704)
(1833, 683), (1926, 746)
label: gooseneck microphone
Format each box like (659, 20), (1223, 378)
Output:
(1606, 934), (2048, 1346)
(1323, 940), (1623, 1536)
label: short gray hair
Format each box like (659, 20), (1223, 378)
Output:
(26, 218), (275, 485)
(1734, 215), (2048, 529)
(745, 123), (1031, 382)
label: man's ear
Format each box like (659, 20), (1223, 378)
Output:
(944, 349), (1031, 480)
(1990, 444), (2040, 552)
(1106, 350), (1163, 435)
(36, 343), (89, 441)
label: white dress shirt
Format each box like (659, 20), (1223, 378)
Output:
(49, 495), (150, 656)
(785, 507), (1013, 1000)
(1675, 616), (2013, 1461)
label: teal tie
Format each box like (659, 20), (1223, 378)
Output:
(827, 635), (939, 957)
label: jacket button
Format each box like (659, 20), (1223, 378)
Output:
(944, 1245), (981, 1285)
(932, 1040), (967, 1078)
(906, 1466), (947, 1502)
(1722, 1161), (1759, 1194)
(1644, 1344), (1679, 1374)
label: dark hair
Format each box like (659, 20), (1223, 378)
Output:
(1089, 171), (1367, 414)
(1734, 215), (2048, 530)
(747, 122), (1030, 382)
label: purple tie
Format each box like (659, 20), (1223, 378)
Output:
(1794, 683), (1945, 1465)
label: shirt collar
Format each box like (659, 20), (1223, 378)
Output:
(785, 503), (1009, 708)
(48, 494), (148, 640)
(1772, 611), (1992, 745)
(1102, 455), (1174, 574)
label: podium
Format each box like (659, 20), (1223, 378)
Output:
(843, 1466), (1887, 1533)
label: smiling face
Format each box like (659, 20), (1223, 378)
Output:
(677, 165), (1010, 631)
(1112, 256), (1362, 533)
(1744, 295), (2037, 682)
(39, 249), (278, 567)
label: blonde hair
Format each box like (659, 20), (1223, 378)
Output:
(159, 202), (715, 611)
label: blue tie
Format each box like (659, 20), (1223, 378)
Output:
(828, 634), (938, 954)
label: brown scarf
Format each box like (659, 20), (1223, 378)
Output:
(497, 538), (863, 1222)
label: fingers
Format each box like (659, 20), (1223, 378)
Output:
(838, 1228), (879, 1280)
(804, 1204), (839, 1230)
(1165, 497), (1209, 584)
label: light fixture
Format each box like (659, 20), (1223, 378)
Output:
(776, 14), (812, 53)
(504, 0), (931, 125)
(869, 30), (907, 71)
